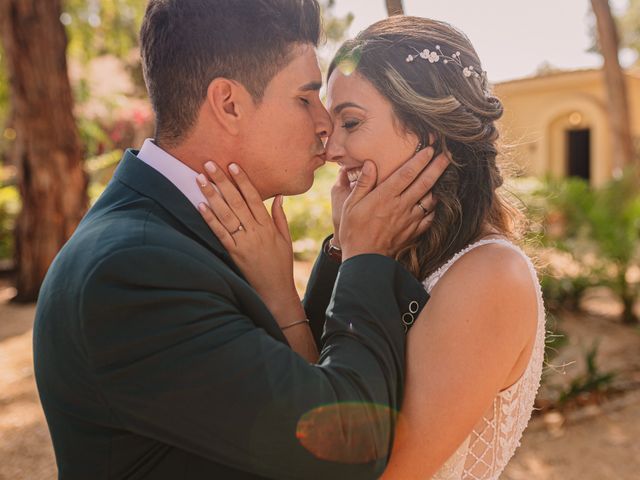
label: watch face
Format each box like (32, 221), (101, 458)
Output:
(324, 240), (342, 261)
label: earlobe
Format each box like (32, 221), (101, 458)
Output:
(206, 78), (242, 136)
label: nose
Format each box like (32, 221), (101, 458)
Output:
(325, 132), (344, 164)
(315, 104), (333, 145)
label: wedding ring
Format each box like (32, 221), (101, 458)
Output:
(230, 225), (245, 235)
(418, 202), (429, 215)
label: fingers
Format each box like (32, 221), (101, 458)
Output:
(197, 202), (236, 249)
(376, 147), (435, 197)
(271, 195), (292, 244)
(344, 160), (377, 207)
(335, 167), (350, 189)
(197, 173), (243, 234)
(400, 151), (450, 206)
(203, 161), (255, 227)
(414, 192), (437, 217)
(224, 163), (271, 225)
(415, 210), (436, 236)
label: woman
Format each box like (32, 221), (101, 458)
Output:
(198, 16), (545, 480)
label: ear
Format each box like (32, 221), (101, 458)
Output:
(205, 78), (252, 136)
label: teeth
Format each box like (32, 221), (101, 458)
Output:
(347, 168), (362, 183)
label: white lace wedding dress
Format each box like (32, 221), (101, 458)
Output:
(422, 237), (546, 480)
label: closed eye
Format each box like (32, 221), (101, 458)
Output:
(299, 97), (310, 105)
(342, 119), (360, 130)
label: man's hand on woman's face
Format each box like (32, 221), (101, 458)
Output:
(337, 146), (450, 261)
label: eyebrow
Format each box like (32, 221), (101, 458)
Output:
(298, 81), (323, 92)
(332, 102), (365, 114)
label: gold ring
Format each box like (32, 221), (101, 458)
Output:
(418, 202), (429, 215)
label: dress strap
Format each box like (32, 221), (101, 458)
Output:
(422, 237), (536, 294)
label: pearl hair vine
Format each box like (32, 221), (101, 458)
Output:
(405, 45), (485, 80)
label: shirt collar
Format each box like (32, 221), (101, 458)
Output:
(136, 138), (207, 211)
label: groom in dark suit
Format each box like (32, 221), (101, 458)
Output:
(33, 1), (443, 478)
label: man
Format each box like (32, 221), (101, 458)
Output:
(34, 1), (446, 478)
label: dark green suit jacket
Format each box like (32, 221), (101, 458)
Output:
(33, 150), (428, 479)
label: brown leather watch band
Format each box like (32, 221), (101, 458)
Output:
(323, 236), (342, 263)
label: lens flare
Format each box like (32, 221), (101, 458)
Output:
(296, 402), (397, 463)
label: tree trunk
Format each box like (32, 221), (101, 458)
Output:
(0, 0), (88, 302)
(591, 0), (635, 173)
(385, 0), (404, 16)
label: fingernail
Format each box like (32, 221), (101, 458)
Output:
(197, 203), (207, 213)
(278, 195), (284, 207)
(362, 161), (372, 175)
(204, 162), (216, 173)
(197, 173), (208, 187)
(229, 163), (240, 175)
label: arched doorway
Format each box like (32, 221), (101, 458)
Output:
(543, 95), (610, 187)
(567, 127), (591, 181)
(548, 110), (594, 183)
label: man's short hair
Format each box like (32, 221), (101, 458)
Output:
(140, 0), (321, 146)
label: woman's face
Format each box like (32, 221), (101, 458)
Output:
(326, 70), (420, 189)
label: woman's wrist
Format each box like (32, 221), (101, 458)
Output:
(324, 235), (343, 263)
(264, 293), (305, 329)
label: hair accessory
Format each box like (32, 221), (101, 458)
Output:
(405, 45), (483, 79)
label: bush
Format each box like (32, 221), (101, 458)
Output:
(528, 170), (640, 324)
(556, 342), (617, 407)
(541, 273), (594, 312)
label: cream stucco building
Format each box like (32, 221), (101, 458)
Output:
(494, 68), (640, 186)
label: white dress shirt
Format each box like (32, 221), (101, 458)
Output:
(136, 138), (207, 210)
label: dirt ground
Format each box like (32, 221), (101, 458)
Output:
(1, 273), (640, 480)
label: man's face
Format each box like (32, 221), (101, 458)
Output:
(237, 44), (332, 199)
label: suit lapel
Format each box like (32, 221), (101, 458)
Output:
(111, 150), (290, 345)
(113, 149), (244, 278)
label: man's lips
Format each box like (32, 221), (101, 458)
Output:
(313, 152), (327, 167)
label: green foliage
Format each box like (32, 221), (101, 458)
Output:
(321, 0), (354, 43)
(541, 274), (594, 311)
(77, 116), (111, 159)
(543, 314), (569, 361)
(557, 342), (617, 406)
(0, 184), (19, 260)
(0, 45), (8, 126)
(532, 170), (640, 323)
(284, 164), (336, 259)
(62, 0), (147, 64)
(620, 0), (640, 61)
(0, 45), (12, 164)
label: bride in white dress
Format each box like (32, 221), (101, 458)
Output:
(322, 17), (545, 479)
(198, 15), (545, 480)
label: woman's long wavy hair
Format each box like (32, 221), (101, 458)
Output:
(328, 16), (524, 280)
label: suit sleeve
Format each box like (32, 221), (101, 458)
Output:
(302, 236), (341, 349)
(81, 245), (428, 480)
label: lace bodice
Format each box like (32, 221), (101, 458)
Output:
(423, 238), (546, 480)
